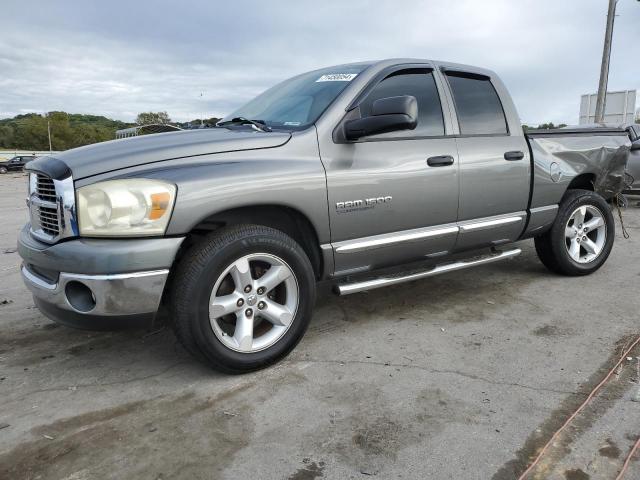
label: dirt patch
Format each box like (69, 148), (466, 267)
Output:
(67, 343), (95, 356)
(492, 334), (640, 480)
(0, 383), (256, 480)
(288, 459), (326, 480)
(532, 324), (573, 337)
(310, 382), (482, 476)
(0, 323), (96, 350)
(564, 468), (590, 480)
(42, 323), (61, 330)
(598, 438), (621, 459)
(352, 418), (401, 456)
(533, 325), (561, 336)
(0, 323), (178, 368)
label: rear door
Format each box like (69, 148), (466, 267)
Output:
(320, 66), (460, 275)
(442, 70), (530, 250)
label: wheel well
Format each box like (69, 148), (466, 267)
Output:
(183, 205), (324, 279)
(566, 173), (595, 192)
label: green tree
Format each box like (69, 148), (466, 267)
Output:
(523, 122), (568, 131)
(47, 111), (74, 150)
(0, 125), (15, 148)
(0, 112), (134, 150)
(136, 111), (171, 125)
(16, 115), (49, 150)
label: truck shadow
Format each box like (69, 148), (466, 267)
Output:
(0, 239), (582, 375)
(310, 240), (549, 335)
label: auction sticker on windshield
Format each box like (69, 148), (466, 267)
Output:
(316, 73), (358, 82)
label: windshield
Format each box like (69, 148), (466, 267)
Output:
(220, 63), (370, 131)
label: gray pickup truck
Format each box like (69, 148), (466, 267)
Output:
(18, 59), (632, 372)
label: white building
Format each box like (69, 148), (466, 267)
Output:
(579, 90), (637, 125)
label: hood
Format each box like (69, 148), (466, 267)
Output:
(31, 128), (291, 180)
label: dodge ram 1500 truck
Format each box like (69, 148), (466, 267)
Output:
(18, 59), (631, 373)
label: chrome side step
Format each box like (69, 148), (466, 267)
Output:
(335, 248), (521, 296)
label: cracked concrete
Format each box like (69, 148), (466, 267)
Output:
(1, 174), (639, 479)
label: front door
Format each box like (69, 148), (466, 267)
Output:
(320, 67), (460, 275)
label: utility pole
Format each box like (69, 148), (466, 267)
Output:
(200, 92), (205, 127)
(594, 0), (618, 124)
(47, 120), (52, 152)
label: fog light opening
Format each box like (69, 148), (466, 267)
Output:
(65, 281), (97, 313)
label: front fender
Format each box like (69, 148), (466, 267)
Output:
(164, 155), (330, 243)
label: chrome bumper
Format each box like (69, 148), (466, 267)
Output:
(21, 264), (169, 316)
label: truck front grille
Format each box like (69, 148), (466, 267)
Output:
(37, 205), (60, 236)
(30, 173), (63, 241)
(36, 175), (57, 202)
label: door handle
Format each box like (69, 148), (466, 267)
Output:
(504, 150), (524, 161)
(427, 155), (454, 167)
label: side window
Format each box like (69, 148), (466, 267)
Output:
(445, 72), (508, 135)
(359, 69), (445, 138)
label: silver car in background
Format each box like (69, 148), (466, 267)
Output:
(624, 123), (640, 194)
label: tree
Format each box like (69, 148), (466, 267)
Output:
(0, 112), (133, 150)
(523, 122), (568, 131)
(204, 117), (220, 126)
(47, 111), (74, 150)
(16, 115), (49, 150)
(136, 111), (171, 126)
(0, 125), (14, 147)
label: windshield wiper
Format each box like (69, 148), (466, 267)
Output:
(216, 117), (272, 132)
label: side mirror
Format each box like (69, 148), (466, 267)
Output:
(345, 95), (418, 141)
(631, 141), (640, 151)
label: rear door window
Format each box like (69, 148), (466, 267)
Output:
(445, 72), (508, 135)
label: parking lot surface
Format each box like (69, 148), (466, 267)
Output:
(1, 173), (639, 479)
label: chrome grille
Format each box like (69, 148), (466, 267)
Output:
(36, 175), (57, 202)
(37, 205), (60, 236)
(29, 173), (63, 242)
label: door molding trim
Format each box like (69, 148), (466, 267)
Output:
(334, 224), (458, 254)
(333, 212), (527, 255)
(458, 212), (526, 233)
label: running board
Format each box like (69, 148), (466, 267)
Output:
(335, 248), (522, 296)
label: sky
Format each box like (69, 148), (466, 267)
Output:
(1, 0), (638, 126)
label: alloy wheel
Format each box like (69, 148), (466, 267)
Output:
(208, 253), (299, 353)
(564, 205), (607, 264)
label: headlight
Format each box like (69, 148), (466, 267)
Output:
(77, 179), (176, 237)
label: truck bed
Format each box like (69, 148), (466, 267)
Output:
(525, 127), (630, 203)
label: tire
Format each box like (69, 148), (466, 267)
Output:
(0, 167), (7, 174)
(534, 189), (615, 276)
(169, 224), (316, 373)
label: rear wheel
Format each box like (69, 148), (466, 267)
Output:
(170, 224), (316, 373)
(535, 189), (614, 276)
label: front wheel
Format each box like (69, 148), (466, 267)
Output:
(169, 224), (316, 373)
(0, 167), (7, 174)
(535, 189), (615, 276)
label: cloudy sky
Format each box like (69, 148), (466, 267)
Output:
(1, 0), (638, 125)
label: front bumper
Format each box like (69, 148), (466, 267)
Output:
(18, 225), (185, 329)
